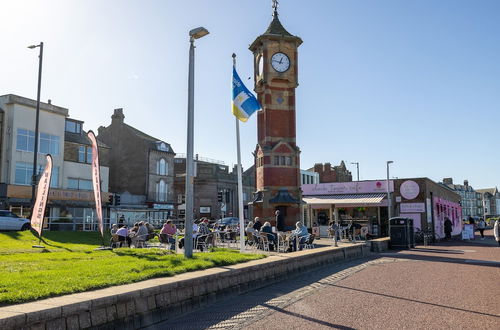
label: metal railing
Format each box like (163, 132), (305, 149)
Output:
(45, 217), (186, 231)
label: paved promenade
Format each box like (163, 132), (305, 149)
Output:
(150, 231), (500, 329)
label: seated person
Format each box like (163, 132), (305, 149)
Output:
(178, 220), (199, 249)
(260, 221), (277, 249)
(160, 220), (177, 250)
(196, 218), (212, 251)
(245, 221), (256, 242)
(110, 224), (118, 235)
(253, 217), (263, 231)
(145, 222), (156, 240)
(289, 222), (309, 251)
(116, 225), (131, 247)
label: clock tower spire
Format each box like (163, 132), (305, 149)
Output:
(249, 4), (303, 229)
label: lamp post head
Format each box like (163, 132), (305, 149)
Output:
(189, 27), (209, 40)
(387, 161), (394, 165)
(27, 45), (38, 49)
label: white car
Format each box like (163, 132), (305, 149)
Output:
(0, 210), (31, 231)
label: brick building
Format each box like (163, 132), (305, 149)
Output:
(310, 161), (352, 183)
(440, 178), (483, 219)
(97, 109), (176, 224)
(174, 156), (254, 220)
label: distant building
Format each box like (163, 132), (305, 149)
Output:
(97, 108), (175, 224)
(174, 155), (254, 220)
(0, 94), (110, 229)
(300, 169), (319, 185)
(476, 187), (500, 218)
(440, 178), (483, 219)
(309, 161), (352, 183)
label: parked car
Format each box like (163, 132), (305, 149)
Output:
(0, 210), (31, 231)
(216, 217), (241, 229)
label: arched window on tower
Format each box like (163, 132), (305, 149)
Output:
(156, 179), (167, 202)
(157, 158), (167, 175)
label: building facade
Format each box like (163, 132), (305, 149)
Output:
(477, 187), (499, 219)
(310, 162), (353, 183)
(300, 169), (319, 185)
(97, 108), (175, 225)
(174, 155), (254, 221)
(249, 7), (303, 228)
(0, 94), (110, 229)
(303, 177), (461, 239)
(441, 178), (483, 219)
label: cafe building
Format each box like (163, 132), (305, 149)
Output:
(302, 177), (461, 239)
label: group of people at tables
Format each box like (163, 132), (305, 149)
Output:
(110, 220), (178, 249)
(245, 217), (311, 252)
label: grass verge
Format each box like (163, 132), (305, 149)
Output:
(0, 231), (265, 306)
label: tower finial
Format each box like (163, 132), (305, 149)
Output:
(272, 0), (279, 17)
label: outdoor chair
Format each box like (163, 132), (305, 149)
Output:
(258, 233), (271, 252)
(110, 234), (120, 248)
(196, 233), (215, 252)
(301, 234), (316, 250)
(130, 234), (148, 248)
(159, 234), (175, 250)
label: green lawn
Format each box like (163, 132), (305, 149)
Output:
(0, 231), (265, 306)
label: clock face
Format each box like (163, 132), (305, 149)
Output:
(271, 52), (290, 73)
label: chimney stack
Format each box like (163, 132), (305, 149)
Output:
(111, 108), (125, 125)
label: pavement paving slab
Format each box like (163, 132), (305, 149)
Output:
(147, 234), (500, 330)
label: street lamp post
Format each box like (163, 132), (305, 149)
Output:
(28, 42), (44, 207)
(386, 160), (394, 237)
(351, 162), (359, 181)
(184, 27), (209, 258)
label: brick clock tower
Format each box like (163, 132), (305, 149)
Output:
(249, 3), (303, 228)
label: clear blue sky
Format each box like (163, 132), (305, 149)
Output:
(1, 0), (499, 189)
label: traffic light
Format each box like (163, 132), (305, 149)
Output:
(108, 194), (114, 205)
(115, 194), (121, 205)
(217, 191), (223, 202)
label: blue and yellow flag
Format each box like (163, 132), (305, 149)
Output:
(232, 68), (261, 122)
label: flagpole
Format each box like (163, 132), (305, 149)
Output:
(232, 54), (246, 253)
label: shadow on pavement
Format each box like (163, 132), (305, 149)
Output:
(327, 284), (500, 319)
(380, 252), (500, 268)
(262, 303), (356, 329)
(147, 257), (375, 329)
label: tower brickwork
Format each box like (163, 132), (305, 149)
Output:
(249, 8), (303, 228)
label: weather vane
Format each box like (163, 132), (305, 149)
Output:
(272, 0), (279, 17)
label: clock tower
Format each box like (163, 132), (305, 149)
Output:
(249, 3), (303, 228)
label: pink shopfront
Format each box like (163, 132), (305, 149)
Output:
(302, 180), (394, 238)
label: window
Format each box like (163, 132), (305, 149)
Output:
(286, 156), (292, 166)
(157, 142), (169, 152)
(68, 178), (92, 190)
(16, 129), (35, 152)
(156, 180), (167, 202)
(39, 133), (60, 155)
(15, 162), (32, 185)
(274, 156), (280, 165)
(78, 146), (92, 163)
(65, 120), (81, 134)
(157, 158), (167, 175)
(15, 162), (58, 188)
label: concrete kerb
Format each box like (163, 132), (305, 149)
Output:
(0, 243), (373, 330)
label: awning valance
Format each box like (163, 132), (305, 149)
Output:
(303, 193), (386, 206)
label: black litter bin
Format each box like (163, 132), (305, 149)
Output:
(389, 217), (414, 249)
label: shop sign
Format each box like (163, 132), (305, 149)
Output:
(302, 180), (394, 195)
(200, 206), (211, 213)
(400, 203), (425, 213)
(400, 180), (420, 200)
(153, 204), (174, 210)
(426, 198), (433, 223)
